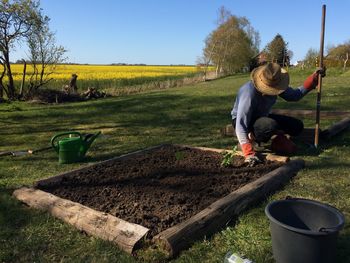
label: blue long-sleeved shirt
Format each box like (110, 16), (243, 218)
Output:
(231, 81), (309, 144)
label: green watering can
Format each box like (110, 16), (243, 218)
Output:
(51, 131), (101, 164)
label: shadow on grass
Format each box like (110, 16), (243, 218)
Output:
(0, 92), (231, 138)
(292, 126), (350, 158)
(336, 230), (350, 263)
(0, 188), (31, 261)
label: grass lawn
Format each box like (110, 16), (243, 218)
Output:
(1, 68), (350, 262)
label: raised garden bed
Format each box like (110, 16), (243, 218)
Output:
(13, 144), (304, 256)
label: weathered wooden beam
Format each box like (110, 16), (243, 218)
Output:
(321, 117), (350, 140)
(271, 109), (350, 119)
(13, 187), (149, 254)
(154, 159), (305, 257)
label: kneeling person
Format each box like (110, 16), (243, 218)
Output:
(231, 63), (325, 166)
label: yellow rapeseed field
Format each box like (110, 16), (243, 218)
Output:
(9, 64), (209, 93)
(10, 64), (201, 81)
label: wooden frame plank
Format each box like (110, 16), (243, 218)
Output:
(154, 159), (305, 257)
(13, 187), (149, 254)
(321, 117), (350, 139)
(221, 110), (350, 137)
(271, 109), (350, 118)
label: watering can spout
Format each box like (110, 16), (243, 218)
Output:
(81, 131), (101, 155)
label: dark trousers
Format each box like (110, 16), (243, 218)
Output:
(232, 114), (304, 143)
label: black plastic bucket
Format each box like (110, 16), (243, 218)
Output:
(265, 198), (345, 263)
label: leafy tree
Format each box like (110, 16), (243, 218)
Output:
(327, 41), (350, 70)
(303, 48), (319, 68)
(0, 0), (42, 100)
(264, 34), (291, 67)
(201, 7), (260, 75)
(26, 15), (67, 95)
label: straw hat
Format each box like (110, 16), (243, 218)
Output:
(251, 63), (289, 96)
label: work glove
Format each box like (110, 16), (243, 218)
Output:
(271, 134), (297, 155)
(244, 155), (263, 167)
(303, 66), (326, 90)
(316, 66), (326, 77)
(241, 142), (263, 167)
(241, 142), (255, 157)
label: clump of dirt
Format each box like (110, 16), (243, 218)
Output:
(38, 145), (283, 237)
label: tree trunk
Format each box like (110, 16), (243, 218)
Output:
(0, 64), (5, 99)
(39, 62), (45, 88)
(4, 52), (15, 99)
(203, 43), (216, 81)
(0, 83), (3, 99)
(343, 52), (348, 71)
(19, 61), (27, 98)
(215, 64), (221, 78)
(28, 63), (38, 95)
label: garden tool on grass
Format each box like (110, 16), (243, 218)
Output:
(51, 131), (101, 164)
(0, 146), (52, 157)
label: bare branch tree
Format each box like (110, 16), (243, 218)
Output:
(26, 15), (67, 95)
(0, 0), (42, 100)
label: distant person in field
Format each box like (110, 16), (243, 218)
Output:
(69, 74), (78, 93)
(231, 62), (326, 166)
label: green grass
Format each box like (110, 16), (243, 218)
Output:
(1, 68), (350, 262)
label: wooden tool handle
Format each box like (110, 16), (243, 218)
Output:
(314, 4), (326, 148)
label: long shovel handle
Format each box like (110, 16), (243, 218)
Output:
(28, 146), (53, 154)
(0, 151), (12, 157)
(314, 5), (326, 148)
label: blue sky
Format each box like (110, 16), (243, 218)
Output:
(11, 0), (350, 65)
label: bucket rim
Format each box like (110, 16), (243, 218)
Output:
(265, 198), (345, 236)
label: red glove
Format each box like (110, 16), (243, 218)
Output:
(303, 72), (318, 90)
(303, 67), (326, 90)
(241, 143), (255, 157)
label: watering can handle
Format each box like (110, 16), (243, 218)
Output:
(51, 132), (82, 151)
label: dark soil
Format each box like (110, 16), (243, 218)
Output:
(38, 145), (283, 238)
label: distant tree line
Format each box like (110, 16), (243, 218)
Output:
(198, 7), (260, 77)
(0, 0), (66, 101)
(2, 3), (350, 101)
(200, 6), (350, 77)
(303, 41), (350, 70)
